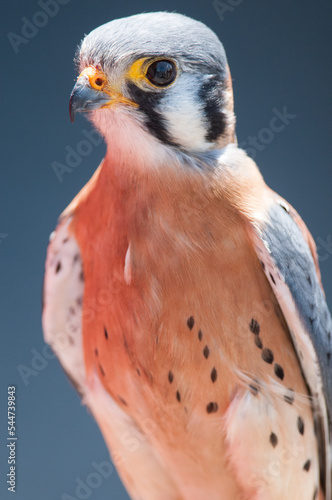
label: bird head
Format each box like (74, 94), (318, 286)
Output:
(69, 12), (236, 162)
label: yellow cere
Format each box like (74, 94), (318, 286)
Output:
(78, 65), (139, 108)
(79, 66), (108, 91)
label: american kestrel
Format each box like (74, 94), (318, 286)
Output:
(42, 12), (332, 500)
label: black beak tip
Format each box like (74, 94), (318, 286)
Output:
(69, 98), (76, 123)
(68, 77), (110, 123)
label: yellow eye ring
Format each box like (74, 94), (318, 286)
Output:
(127, 57), (178, 89)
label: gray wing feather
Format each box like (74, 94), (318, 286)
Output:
(263, 204), (332, 416)
(253, 202), (332, 496)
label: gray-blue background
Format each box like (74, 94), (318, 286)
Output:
(1, 1), (331, 499)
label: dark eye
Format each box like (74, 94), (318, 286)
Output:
(146, 60), (177, 87)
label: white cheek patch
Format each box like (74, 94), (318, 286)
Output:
(92, 108), (174, 171)
(160, 74), (212, 153)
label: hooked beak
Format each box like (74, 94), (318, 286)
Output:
(69, 66), (138, 123)
(69, 75), (111, 123)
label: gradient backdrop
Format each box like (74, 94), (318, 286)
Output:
(1, 1), (332, 499)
